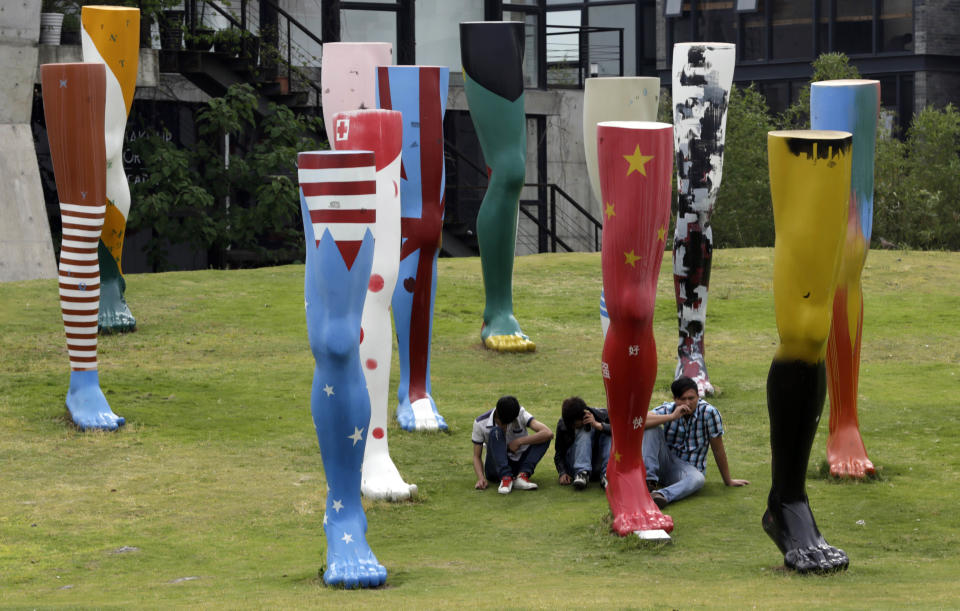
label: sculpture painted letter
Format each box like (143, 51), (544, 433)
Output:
(598, 121), (674, 538)
(810, 79), (881, 480)
(298, 150), (386, 588)
(764, 129), (852, 573)
(460, 21), (535, 353)
(376, 65), (450, 431)
(582, 76), (660, 337)
(81, 5), (139, 333)
(333, 108), (417, 500)
(671, 43), (735, 396)
(41, 62), (124, 431)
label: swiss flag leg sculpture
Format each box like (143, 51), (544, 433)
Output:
(377, 65), (450, 432)
(41, 62), (124, 431)
(297, 151), (387, 589)
(333, 109), (418, 501)
(598, 121), (674, 537)
(811, 79), (881, 480)
(320, 42), (393, 150)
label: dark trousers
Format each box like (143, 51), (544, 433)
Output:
(484, 426), (549, 481)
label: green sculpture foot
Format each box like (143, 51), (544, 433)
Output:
(98, 274), (136, 334)
(481, 313), (535, 353)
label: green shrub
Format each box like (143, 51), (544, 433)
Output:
(128, 84), (326, 270)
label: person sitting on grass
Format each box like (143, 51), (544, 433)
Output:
(643, 376), (750, 508)
(472, 395), (553, 494)
(554, 397), (612, 490)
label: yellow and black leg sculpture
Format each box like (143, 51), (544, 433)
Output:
(763, 130), (852, 573)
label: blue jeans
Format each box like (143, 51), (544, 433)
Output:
(484, 427), (549, 481)
(642, 426), (705, 504)
(563, 428), (612, 480)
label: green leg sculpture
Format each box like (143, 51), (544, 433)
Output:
(460, 21), (535, 353)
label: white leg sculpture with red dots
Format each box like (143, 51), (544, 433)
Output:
(298, 150), (386, 588)
(333, 108), (417, 501)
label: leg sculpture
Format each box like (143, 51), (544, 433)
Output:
(598, 121), (674, 537)
(81, 6), (139, 333)
(41, 63), (124, 431)
(460, 21), (535, 353)
(811, 80), (881, 479)
(581, 76), (660, 338)
(321, 42), (393, 150)
(298, 151), (386, 588)
(764, 130), (852, 573)
(376, 65), (450, 431)
(333, 108), (417, 500)
(670, 43), (735, 396)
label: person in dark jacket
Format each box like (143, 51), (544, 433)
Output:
(554, 397), (612, 490)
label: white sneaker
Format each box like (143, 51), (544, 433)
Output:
(573, 471), (589, 490)
(498, 476), (513, 494)
(514, 473), (538, 490)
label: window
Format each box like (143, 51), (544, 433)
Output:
(589, 4), (636, 76)
(835, 0), (872, 55)
(697, 1), (736, 44)
(665, 0), (683, 17)
(880, 0), (912, 52)
(739, 0), (765, 60)
(771, 0), (812, 59)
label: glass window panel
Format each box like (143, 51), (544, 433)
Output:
(642, 4), (656, 66)
(697, 1), (736, 44)
(665, 0), (683, 17)
(737, 0), (759, 10)
(340, 9), (397, 50)
(738, 0), (765, 60)
(771, 0), (812, 59)
(880, 0), (913, 52)
(589, 4), (636, 76)
(835, 0), (873, 55)
(547, 10), (581, 86)
(416, 0), (482, 69)
(817, 0), (830, 53)
(671, 15), (692, 45)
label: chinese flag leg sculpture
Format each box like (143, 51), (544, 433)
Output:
(811, 80), (880, 480)
(582, 76), (660, 337)
(377, 65), (450, 432)
(81, 5), (139, 333)
(764, 130), (851, 573)
(41, 63), (124, 431)
(298, 151), (387, 588)
(321, 42), (393, 149)
(333, 108), (417, 500)
(671, 43), (735, 396)
(598, 121), (674, 537)
(460, 21), (535, 353)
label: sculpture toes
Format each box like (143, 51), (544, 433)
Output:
(484, 334), (536, 353)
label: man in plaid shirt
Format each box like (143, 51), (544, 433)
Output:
(643, 376), (750, 508)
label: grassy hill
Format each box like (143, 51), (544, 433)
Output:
(1, 249), (958, 608)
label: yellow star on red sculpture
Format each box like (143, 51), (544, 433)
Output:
(623, 145), (654, 177)
(624, 250), (641, 267)
(605, 202), (615, 219)
(657, 225), (667, 242)
(614, 451), (622, 463)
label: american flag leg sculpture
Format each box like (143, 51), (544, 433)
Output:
(333, 108), (417, 500)
(298, 150), (386, 588)
(41, 62), (124, 431)
(598, 121), (674, 538)
(376, 65), (450, 431)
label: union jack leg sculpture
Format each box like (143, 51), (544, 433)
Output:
(376, 65), (450, 431)
(598, 121), (674, 538)
(298, 150), (386, 588)
(41, 62), (124, 431)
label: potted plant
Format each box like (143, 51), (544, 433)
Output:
(185, 26), (214, 51)
(40, 0), (67, 45)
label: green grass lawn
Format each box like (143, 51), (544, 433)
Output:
(1, 248), (958, 608)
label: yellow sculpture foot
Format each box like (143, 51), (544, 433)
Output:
(484, 333), (536, 353)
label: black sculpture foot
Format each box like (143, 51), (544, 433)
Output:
(763, 497), (849, 574)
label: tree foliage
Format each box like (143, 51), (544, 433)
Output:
(128, 84), (326, 270)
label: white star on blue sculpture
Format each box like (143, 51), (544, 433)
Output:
(332, 499), (343, 512)
(348, 427), (364, 446)
(323, 384), (334, 396)
(341, 532), (353, 544)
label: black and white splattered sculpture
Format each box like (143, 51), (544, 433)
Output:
(670, 42), (735, 397)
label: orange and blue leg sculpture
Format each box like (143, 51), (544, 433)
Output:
(598, 121), (674, 538)
(41, 62), (125, 431)
(811, 79), (881, 479)
(764, 130), (852, 573)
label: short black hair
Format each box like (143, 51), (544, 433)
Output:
(671, 376), (699, 399)
(561, 397), (588, 430)
(495, 395), (521, 424)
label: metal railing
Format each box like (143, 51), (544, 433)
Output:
(546, 24), (624, 88)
